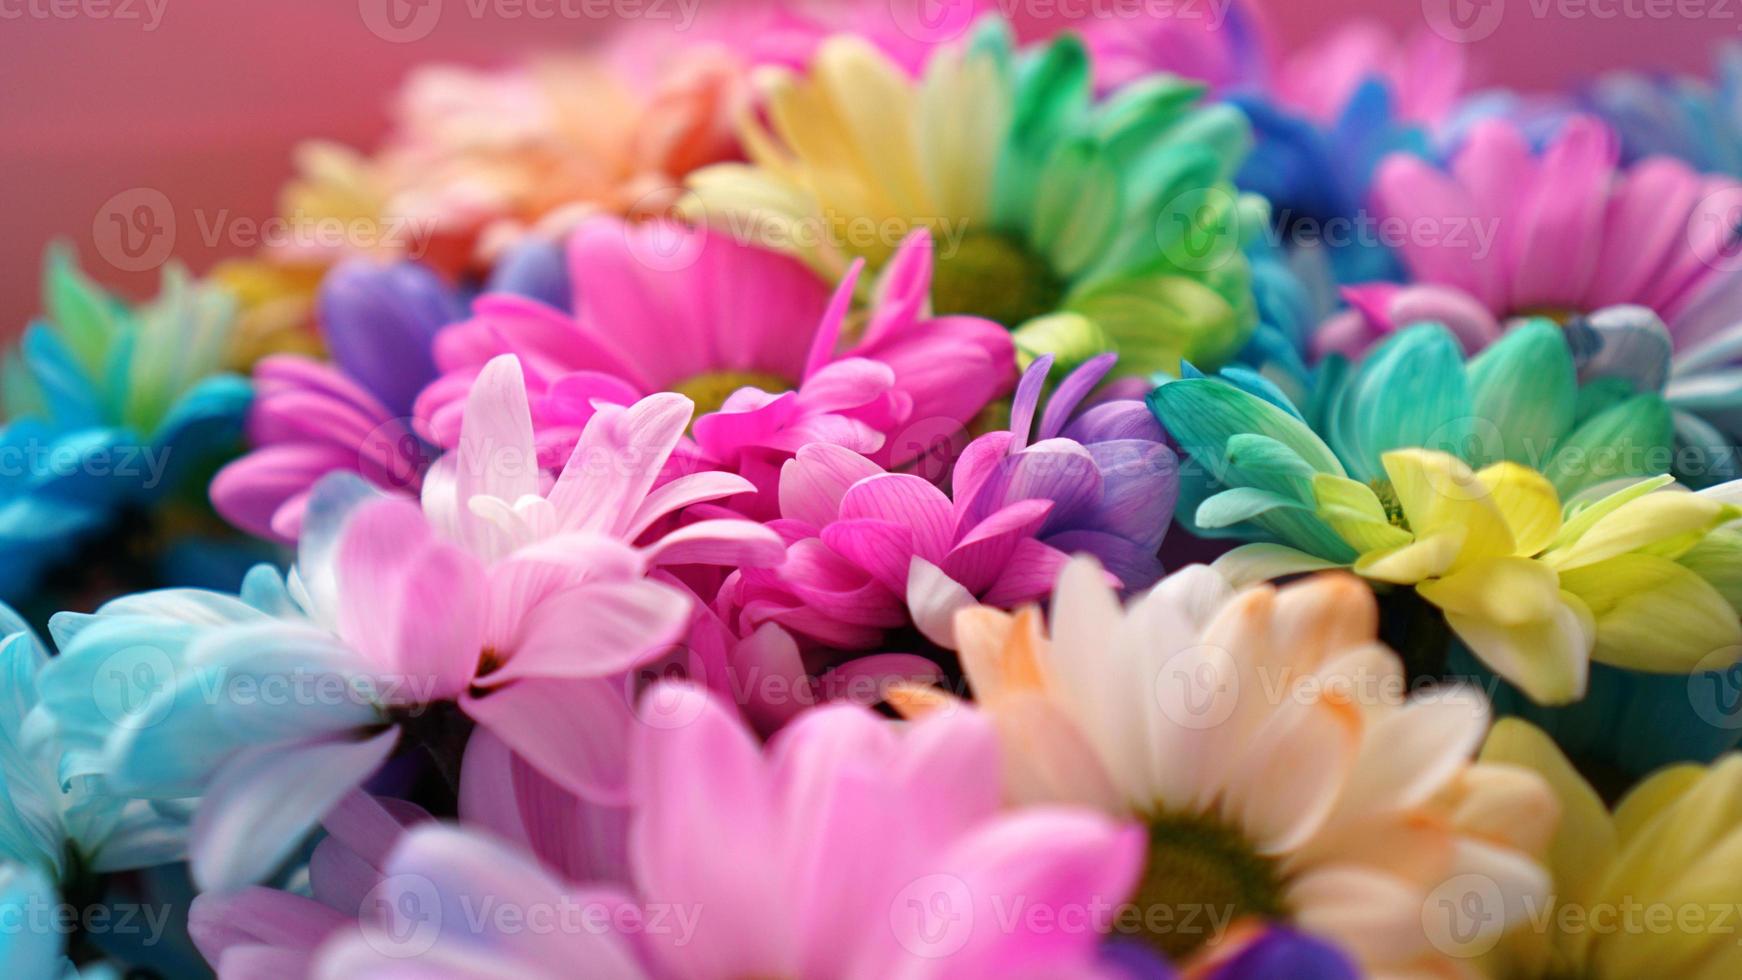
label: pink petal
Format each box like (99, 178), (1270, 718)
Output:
(777, 445), (884, 528)
(373, 825), (645, 978)
(189, 888), (346, 969)
(454, 354), (542, 558)
(794, 357), (896, 413)
(488, 580), (692, 684)
(1373, 154), (1488, 303)
(464, 675), (641, 804)
(1447, 121), (1536, 310)
(337, 498), (485, 700)
(1509, 116), (1616, 311)
(211, 443), (354, 543)
(547, 393), (694, 537)
(628, 471), (759, 539)
(630, 684), (790, 979)
(839, 473), (954, 561)
(823, 519), (919, 595)
(981, 538), (1075, 607)
(642, 519), (787, 570)
(942, 499), (1055, 596)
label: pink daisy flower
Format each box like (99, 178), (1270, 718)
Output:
(314, 684), (1144, 979)
(415, 218), (1014, 508)
(720, 355), (1172, 652)
(1318, 115), (1742, 357)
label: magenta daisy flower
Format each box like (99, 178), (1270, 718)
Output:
(723, 355), (1175, 650)
(1318, 115), (1742, 356)
(415, 218), (1014, 504)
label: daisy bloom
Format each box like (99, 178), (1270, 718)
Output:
(417, 218), (1013, 503)
(894, 558), (1557, 976)
(1, 250), (254, 609)
(685, 19), (1262, 377)
(317, 683), (1145, 979)
(1154, 321), (1742, 705)
(28, 357), (786, 891)
(1321, 115), (1742, 355)
(723, 352), (1172, 651)
(1481, 719), (1742, 979)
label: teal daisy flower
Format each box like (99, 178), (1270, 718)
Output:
(0, 250), (256, 613)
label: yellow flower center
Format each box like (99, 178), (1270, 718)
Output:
(1125, 812), (1290, 960)
(672, 371), (794, 416)
(929, 232), (1065, 329)
(1369, 478), (1410, 531)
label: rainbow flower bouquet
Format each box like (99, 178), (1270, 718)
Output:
(9, 4), (1742, 978)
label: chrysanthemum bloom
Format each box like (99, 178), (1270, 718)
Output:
(1152, 321), (1742, 704)
(209, 244), (571, 544)
(725, 353), (1175, 650)
(1319, 116), (1740, 354)
(210, 260), (458, 543)
(892, 559), (1556, 975)
(282, 49), (747, 278)
(316, 684), (1145, 979)
(684, 19), (1261, 377)
(1317, 116), (1742, 484)
(1481, 719), (1742, 978)
(416, 219), (1013, 503)
(1076, 0), (1272, 95)
(0, 251), (256, 609)
(28, 360), (785, 892)
(208, 45), (749, 355)
(0, 605), (192, 974)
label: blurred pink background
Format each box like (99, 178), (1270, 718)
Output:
(0, 0), (1730, 340)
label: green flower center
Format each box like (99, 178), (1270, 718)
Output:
(1370, 478), (1410, 531)
(672, 371), (794, 416)
(929, 232), (1066, 329)
(1125, 812), (1291, 960)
